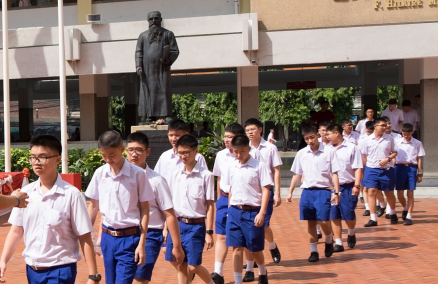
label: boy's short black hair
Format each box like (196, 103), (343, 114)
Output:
(244, 118), (262, 129)
(231, 135), (250, 147)
(321, 100), (329, 105)
(388, 99), (397, 105)
(374, 117), (386, 125)
(168, 119), (189, 132)
(319, 121), (332, 128)
(365, 121), (374, 130)
(402, 100), (411, 107)
(30, 135), (62, 155)
(310, 110), (316, 115)
(364, 106), (374, 113)
(341, 119), (351, 126)
(175, 134), (198, 149)
(98, 130), (123, 149)
(415, 94), (420, 98)
(326, 124), (343, 134)
(380, 116), (390, 123)
(224, 123), (245, 135)
(302, 126), (318, 136)
(126, 132), (149, 149)
(402, 123), (414, 132)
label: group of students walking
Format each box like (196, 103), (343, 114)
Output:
(0, 106), (425, 284)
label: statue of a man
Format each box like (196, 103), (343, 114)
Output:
(135, 11), (179, 121)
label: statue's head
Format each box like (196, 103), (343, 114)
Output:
(148, 11), (162, 28)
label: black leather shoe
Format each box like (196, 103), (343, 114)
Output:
(317, 233), (323, 240)
(363, 210), (370, 216)
(308, 252), (319, 262)
(258, 272), (268, 284)
(390, 214), (399, 224)
(364, 220), (378, 227)
(402, 210), (408, 221)
(377, 207), (386, 217)
(376, 205), (381, 212)
(360, 196), (364, 203)
(243, 271), (254, 282)
(270, 245), (281, 264)
(385, 213), (390, 219)
(347, 234), (357, 248)
(211, 272), (224, 284)
(242, 262), (258, 269)
(333, 244), (344, 252)
(324, 243), (334, 257)
(403, 218), (413, 225)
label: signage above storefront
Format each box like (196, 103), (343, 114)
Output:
(374, 0), (437, 9)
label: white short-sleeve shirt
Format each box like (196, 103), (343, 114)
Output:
(355, 118), (373, 136)
(249, 138), (283, 180)
(291, 143), (341, 189)
(328, 140), (363, 185)
(229, 157), (273, 207)
(360, 133), (397, 169)
(395, 138), (425, 165)
(402, 109), (420, 130)
(85, 159), (154, 229)
(168, 162), (214, 219)
(145, 166), (174, 229)
(212, 148), (236, 193)
(381, 108), (404, 132)
(154, 148), (208, 184)
(9, 174), (93, 267)
(343, 131), (360, 145)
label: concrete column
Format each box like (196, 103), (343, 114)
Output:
(237, 66), (259, 124)
(79, 74), (110, 141)
(17, 80), (33, 142)
(124, 74), (138, 137)
(360, 62), (378, 117)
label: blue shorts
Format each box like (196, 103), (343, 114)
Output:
(330, 183), (358, 221)
(165, 221), (206, 266)
(135, 229), (163, 281)
(26, 263), (76, 284)
(395, 165), (418, 190)
(264, 189), (274, 227)
(362, 166), (395, 191)
(300, 188), (331, 221)
(101, 225), (140, 284)
(215, 193), (229, 235)
(225, 205), (265, 252)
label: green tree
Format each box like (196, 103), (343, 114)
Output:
(110, 96), (125, 132)
(309, 87), (357, 122)
(377, 86), (401, 116)
(203, 92), (238, 131)
(172, 94), (203, 124)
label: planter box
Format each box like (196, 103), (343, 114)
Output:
(60, 173), (82, 191)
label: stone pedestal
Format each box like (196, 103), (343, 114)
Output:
(131, 124), (170, 169)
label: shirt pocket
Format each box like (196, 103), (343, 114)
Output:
(45, 208), (67, 227)
(317, 158), (330, 173)
(187, 182), (205, 200)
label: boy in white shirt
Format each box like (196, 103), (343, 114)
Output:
(125, 132), (185, 284)
(211, 123), (245, 284)
(342, 119), (360, 145)
(0, 135), (100, 284)
(355, 107), (374, 136)
(381, 99), (404, 133)
(360, 121), (374, 213)
(401, 100), (420, 139)
(86, 131), (154, 284)
(165, 135), (215, 284)
(395, 123), (425, 225)
(287, 126), (341, 262)
(267, 129), (277, 143)
(318, 121), (332, 146)
(226, 135), (272, 284)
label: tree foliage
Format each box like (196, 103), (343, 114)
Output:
(377, 86), (401, 116)
(110, 96), (125, 132)
(172, 94), (203, 124)
(202, 92), (237, 130)
(309, 87), (357, 122)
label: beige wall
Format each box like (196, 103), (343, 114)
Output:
(252, 0), (438, 31)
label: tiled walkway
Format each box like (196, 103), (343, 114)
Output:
(0, 198), (437, 283)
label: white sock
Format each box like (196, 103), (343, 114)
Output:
(214, 262), (224, 276)
(316, 224), (321, 234)
(403, 206), (408, 211)
(390, 208), (396, 215)
(246, 261), (254, 272)
(371, 214), (377, 221)
(376, 200), (379, 206)
(258, 263), (267, 275)
(268, 242), (276, 250)
(234, 272), (243, 284)
(386, 205), (391, 214)
(335, 238), (343, 246)
(365, 203), (370, 210)
(310, 242), (318, 252)
(407, 213), (412, 219)
(359, 192), (363, 197)
(380, 202), (386, 208)
(325, 234), (333, 244)
(348, 228), (355, 236)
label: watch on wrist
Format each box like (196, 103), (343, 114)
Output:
(334, 192), (341, 196)
(417, 173), (423, 177)
(354, 185), (361, 189)
(387, 157), (392, 162)
(89, 274), (101, 282)
(206, 230), (214, 235)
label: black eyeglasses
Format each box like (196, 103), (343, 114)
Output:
(126, 148), (147, 155)
(28, 155), (58, 165)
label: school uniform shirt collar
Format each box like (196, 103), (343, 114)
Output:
(305, 142), (326, 153)
(328, 139), (348, 150)
(179, 161), (201, 175)
(35, 173), (66, 196)
(250, 138), (267, 150)
(235, 156), (257, 168)
(369, 133), (389, 141)
(103, 159), (131, 178)
(401, 138), (413, 144)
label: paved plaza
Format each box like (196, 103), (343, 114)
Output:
(0, 198), (437, 283)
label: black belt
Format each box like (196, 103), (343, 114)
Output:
(102, 226), (140, 237)
(221, 190), (229, 197)
(396, 163), (417, 167)
(178, 217), (205, 224)
(232, 205), (261, 210)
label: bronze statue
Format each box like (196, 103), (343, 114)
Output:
(135, 11), (179, 122)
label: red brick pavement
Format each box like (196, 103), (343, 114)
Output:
(0, 199), (437, 283)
